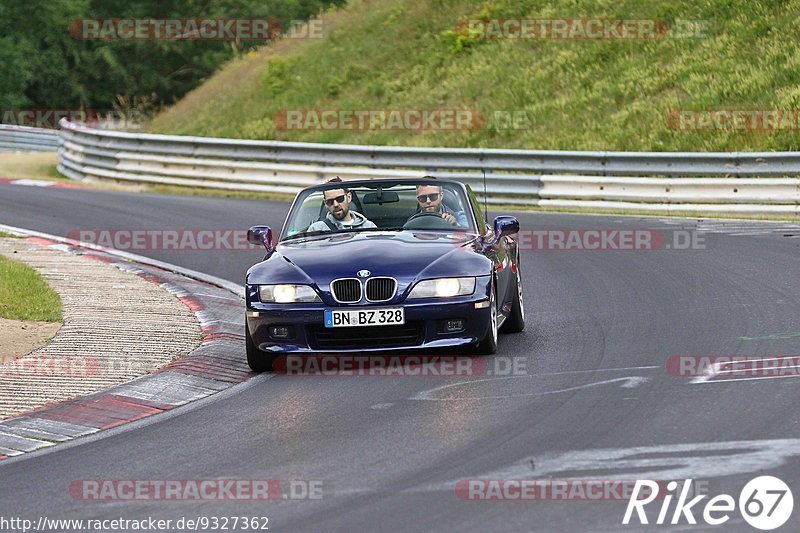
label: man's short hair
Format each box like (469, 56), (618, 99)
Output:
(418, 176), (442, 190)
(325, 176), (348, 194)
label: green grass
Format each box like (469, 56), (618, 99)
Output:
(0, 152), (61, 181)
(147, 184), (295, 202)
(148, 0), (800, 152)
(0, 231), (22, 239)
(0, 255), (62, 322)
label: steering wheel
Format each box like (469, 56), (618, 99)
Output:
(403, 211), (455, 230)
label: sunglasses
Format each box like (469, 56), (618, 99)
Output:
(416, 193), (440, 203)
(324, 194), (347, 206)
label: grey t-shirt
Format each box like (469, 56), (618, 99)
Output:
(306, 210), (377, 232)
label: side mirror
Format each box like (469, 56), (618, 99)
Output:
(247, 225), (274, 253)
(493, 216), (519, 239)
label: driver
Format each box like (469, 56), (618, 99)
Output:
(307, 181), (377, 232)
(411, 178), (468, 227)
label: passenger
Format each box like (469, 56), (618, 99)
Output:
(307, 181), (377, 232)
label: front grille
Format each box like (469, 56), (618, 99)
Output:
(309, 323), (424, 350)
(331, 278), (362, 303)
(366, 277), (397, 302)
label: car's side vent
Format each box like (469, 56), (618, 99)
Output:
(365, 277), (397, 302)
(331, 278), (362, 303)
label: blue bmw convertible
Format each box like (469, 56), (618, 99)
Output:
(244, 177), (524, 371)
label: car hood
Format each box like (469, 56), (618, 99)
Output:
(246, 231), (491, 286)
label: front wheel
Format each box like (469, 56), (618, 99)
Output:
(475, 285), (498, 355)
(246, 321), (278, 372)
(500, 264), (525, 333)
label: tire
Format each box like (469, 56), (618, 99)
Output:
(475, 284), (498, 355)
(246, 320), (278, 372)
(500, 263), (525, 333)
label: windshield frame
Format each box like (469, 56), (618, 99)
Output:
(278, 179), (478, 242)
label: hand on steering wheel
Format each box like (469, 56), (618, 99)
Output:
(407, 211), (456, 225)
(441, 212), (457, 225)
(403, 211), (455, 229)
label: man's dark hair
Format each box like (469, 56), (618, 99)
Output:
(418, 175), (442, 191)
(326, 176), (348, 194)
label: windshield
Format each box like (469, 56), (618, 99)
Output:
(281, 181), (476, 240)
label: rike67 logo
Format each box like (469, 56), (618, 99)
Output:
(623, 476), (793, 530)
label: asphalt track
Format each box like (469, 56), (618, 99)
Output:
(1, 182), (799, 532)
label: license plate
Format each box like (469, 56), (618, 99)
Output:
(324, 308), (405, 328)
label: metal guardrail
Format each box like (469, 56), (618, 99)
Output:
(0, 125), (60, 152)
(57, 119), (800, 214)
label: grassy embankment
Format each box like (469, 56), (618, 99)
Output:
(0, 252), (62, 322)
(149, 0), (800, 152)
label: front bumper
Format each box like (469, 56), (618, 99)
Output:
(246, 296), (492, 353)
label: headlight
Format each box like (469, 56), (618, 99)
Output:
(259, 284), (321, 303)
(408, 277), (476, 299)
